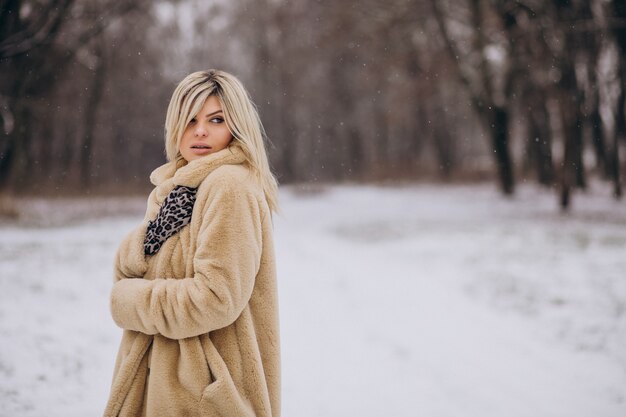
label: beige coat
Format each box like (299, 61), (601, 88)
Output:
(103, 146), (280, 417)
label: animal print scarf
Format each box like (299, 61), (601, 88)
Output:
(144, 185), (197, 255)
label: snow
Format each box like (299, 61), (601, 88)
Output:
(1, 183), (625, 417)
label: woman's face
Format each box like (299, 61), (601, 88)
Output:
(179, 95), (233, 162)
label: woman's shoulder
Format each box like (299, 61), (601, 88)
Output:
(206, 163), (253, 186)
(198, 164), (261, 197)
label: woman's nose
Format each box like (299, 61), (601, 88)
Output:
(194, 124), (208, 136)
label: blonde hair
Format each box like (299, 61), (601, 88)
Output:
(164, 69), (279, 213)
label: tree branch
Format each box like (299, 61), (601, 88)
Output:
(0, 0), (75, 58)
(430, 0), (486, 110)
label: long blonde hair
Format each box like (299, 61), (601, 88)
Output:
(164, 69), (279, 213)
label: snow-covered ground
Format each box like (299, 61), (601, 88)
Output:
(0, 183), (625, 417)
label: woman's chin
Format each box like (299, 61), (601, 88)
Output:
(190, 148), (213, 156)
(182, 149), (212, 162)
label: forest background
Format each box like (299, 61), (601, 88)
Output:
(1, 0), (626, 210)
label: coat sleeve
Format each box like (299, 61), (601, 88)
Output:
(110, 175), (263, 340)
(113, 187), (157, 282)
(113, 222), (149, 282)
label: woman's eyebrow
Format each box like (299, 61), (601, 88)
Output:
(204, 110), (223, 117)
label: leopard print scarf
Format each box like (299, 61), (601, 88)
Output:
(144, 185), (197, 255)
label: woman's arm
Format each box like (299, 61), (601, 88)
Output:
(113, 222), (149, 282)
(113, 187), (159, 282)
(110, 174), (263, 340)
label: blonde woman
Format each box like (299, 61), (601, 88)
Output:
(103, 70), (281, 417)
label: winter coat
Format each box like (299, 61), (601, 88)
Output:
(103, 145), (281, 417)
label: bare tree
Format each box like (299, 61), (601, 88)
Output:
(431, 0), (516, 194)
(610, 0), (625, 198)
(0, 0), (150, 193)
(2, 0), (622, 206)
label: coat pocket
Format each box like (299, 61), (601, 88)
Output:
(198, 334), (255, 417)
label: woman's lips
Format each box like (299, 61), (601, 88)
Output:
(190, 144), (212, 154)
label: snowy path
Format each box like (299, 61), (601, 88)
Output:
(1, 184), (625, 416)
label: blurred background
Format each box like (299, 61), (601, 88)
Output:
(2, 1), (626, 417)
(1, 0), (625, 209)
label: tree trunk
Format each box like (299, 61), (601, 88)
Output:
(80, 41), (107, 190)
(611, 0), (626, 199)
(429, 102), (455, 179)
(490, 106), (514, 195)
(0, 61), (29, 192)
(588, 96), (607, 175)
(523, 85), (554, 186)
(430, 0), (515, 195)
(558, 68), (584, 210)
(0, 108), (16, 189)
(7, 104), (34, 193)
(573, 112), (586, 190)
(586, 53), (608, 175)
(528, 109), (554, 186)
(610, 61), (625, 199)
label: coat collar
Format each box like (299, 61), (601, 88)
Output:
(147, 145), (246, 208)
(150, 145), (246, 188)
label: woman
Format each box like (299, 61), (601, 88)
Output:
(103, 70), (281, 417)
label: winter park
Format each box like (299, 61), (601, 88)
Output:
(2, 1), (626, 417)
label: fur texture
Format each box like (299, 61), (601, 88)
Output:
(103, 146), (280, 417)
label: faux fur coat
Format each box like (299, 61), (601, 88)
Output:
(103, 146), (280, 417)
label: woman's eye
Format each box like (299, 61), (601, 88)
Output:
(210, 117), (224, 123)
(189, 118), (197, 125)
